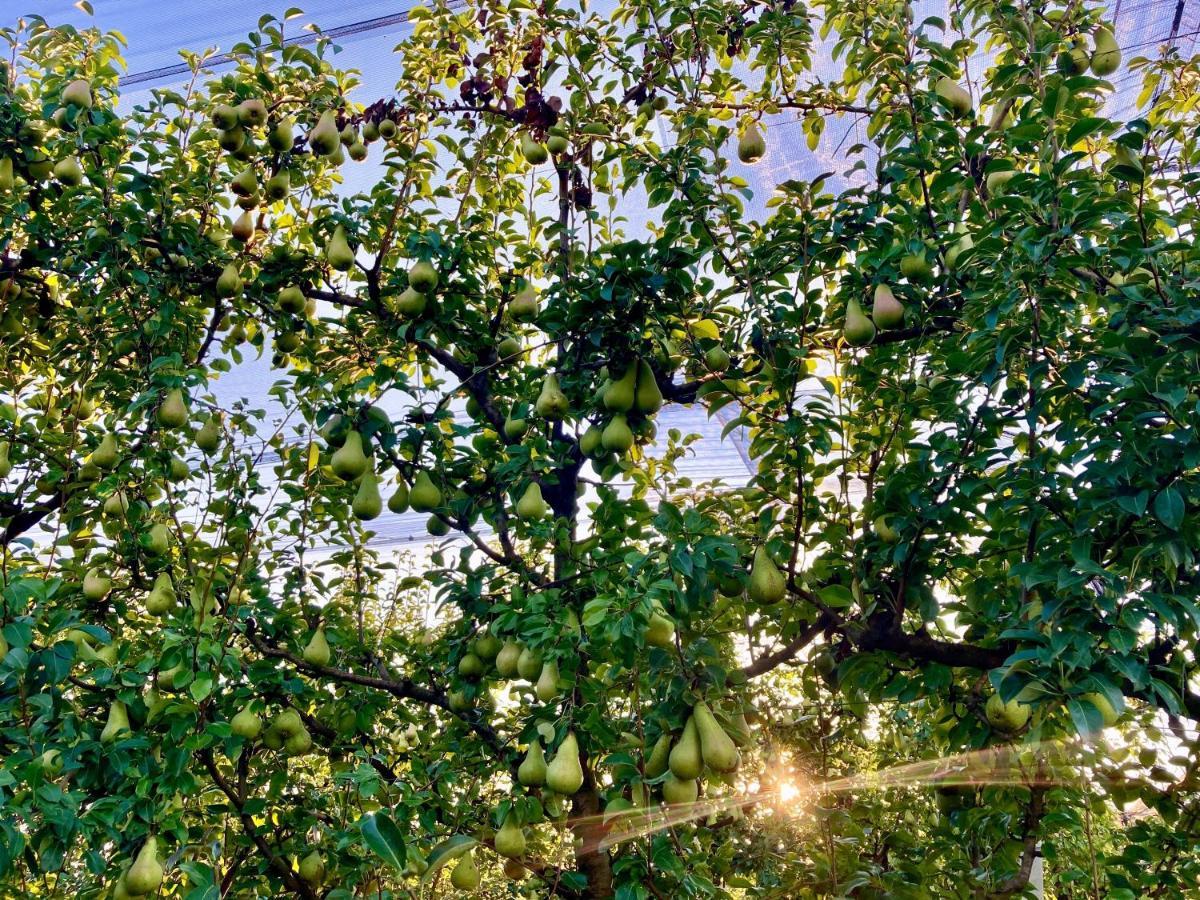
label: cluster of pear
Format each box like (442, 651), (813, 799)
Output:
(644, 701), (743, 806)
(576, 358), (663, 464)
(1056, 25), (1122, 77)
(0, 77), (96, 193)
(455, 629), (571, 707)
(843, 283), (907, 347)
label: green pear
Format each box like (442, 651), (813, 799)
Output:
(473, 633), (502, 660)
(92, 432), (120, 469)
(603, 364), (637, 412)
(546, 731), (584, 795)
(83, 567), (111, 601)
(694, 701), (739, 772)
(504, 413), (528, 440)
(579, 424), (603, 457)
(0, 441), (9, 480)
(873, 515), (900, 543)
(1057, 36), (1092, 75)
(125, 836), (163, 895)
(509, 283), (538, 320)
(535, 659), (561, 702)
(378, 118), (397, 139)
(331, 430), (369, 481)
(871, 284), (905, 330)
(212, 104), (238, 129)
(268, 118), (295, 151)
(518, 739), (548, 786)
(298, 850), (325, 885)
(1090, 27), (1121, 76)
(737, 122), (766, 164)
(986, 169), (1016, 194)
(520, 132), (549, 165)
(644, 610), (675, 649)
(634, 360), (663, 414)
(985, 694), (1029, 732)
(145, 573), (176, 615)
(387, 479), (410, 513)
(0, 158), (11, 193)
(62, 78), (93, 109)
(662, 773), (698, 805)
(899, 252), (931, 282)
(458, 652), (484, 678)
(326, 225), (354, 271)
(54, 157), (83, 186)
(216, 263), (242, 297)
(705, 346), (730, 371)
(230, 707), (261, 739)
(157, 389), (188, 429)
(843, 296), (876, 347)
(101, 700), (130, 743)
(644, 733), (671, 779)
(230, 166), (257, 197)
(167, 455), (190, 481)
(409, 470), (442, 511)
(669, 716), (703, 780)
(309, 110), (340, 156)
(945, 226), (974, 269)
(394, 286), (427, 316)
(408, 259), (438, 293)
(277, 286), (306, 314)
(601, 414), (634, 454)
(237, 98), (267, 127)
(141, 523), (170, 557)
(263, 170), (290, 201)
(748, 546), (786, 604)
(535, 374), (569, 419)
(353, 469), (382, 520)
(450, 850), (480, 890)
(516, 482), (549, 520)
(195, 415), (221, 455)
(496, 640), (522, 677)
(303, 627), (331, 667)
(516, 646), (543, 681)
(934, 76), (972, 117)
(494, 810), (526, 858)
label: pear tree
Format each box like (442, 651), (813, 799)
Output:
(3, 2), (1200, 899)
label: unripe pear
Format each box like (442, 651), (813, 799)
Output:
(54, 157), (83, 186)
(268, 118), (295, 151)
(535, 659), (561, 702)
(843, 296), (876, 346)
(644, 611), (675, 649)
(216, 263), (242, 297)
(458, 652), (484, 678)
(518, 739), (548, 786)
(737, 122), (766, 164)
(156, 389), (188, 429)
(83, 567), (111, 601)
(509, 284), (538, 320)
(748, 546), (786, 604)
(62, 78), (93, 109)
(579, 424), (603, 457)
(601, 413), (634, 454)
(277, 286), (306, 314)
(325, 225), (354, 271)
(934, 76), (972, 117)
(125, 836), (163, 895)
(450, 850), (480, 890)
(230, 166), (257, 197)
(669, 716), (703, 780)
(387, 479), (410, 513)
(985, 693), (1029, 732)
(546, 731), (584, 795)
(634, 360), (663, 414)
(1083, 691), (1120, 728)
(694, 701), (739, 772)
(535, 374), (569, 419)
(237, 98), (267, 128)
(871, 284), (905, 330)
(494, 810), (527, 858)
(353, 469), (382, 520)
(212, 104), (238, 129)
(516, 482), (549, 520)
(264, 170), (290, 201)
(101, 700), (131, 743)
(145, 573), (176, 615)
(645, 732), (671, 779)
(298, 850), (325, 885)
(195, 415), (221, 455)
(1090, 27), (1121, 76)
(496, 640), (522, 677)
(331, 430), (369, 480)
(303, 627), (331, 667)
(408, 259), (438, 293)
(662, 773), (698, 805)
(705, 346), (730, 371)
(899, 252), (931, 282)
(409, 470), (442, 511)
(873, 515), (900, 543)
(393, 286), (426, 316)
(520, 132), (549, 165)
(516, 646), (543, 681)
(603, 364), (637, 412)
(231, 707), (261, 739)
(309, 110), (340, 156)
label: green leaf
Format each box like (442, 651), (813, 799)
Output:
(360, 813), (407, 871)
(1153, 486), (1184, 530)
(421, 834), (475, 882)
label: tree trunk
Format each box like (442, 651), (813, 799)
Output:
(571, 776), (614, 899)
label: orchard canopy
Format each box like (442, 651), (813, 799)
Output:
(4, 0), (1200, 896)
